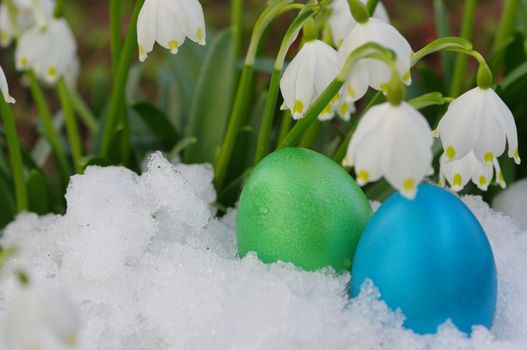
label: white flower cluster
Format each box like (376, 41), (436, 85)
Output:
(0, 0), (79, 85)
(277, 0), (520, 198)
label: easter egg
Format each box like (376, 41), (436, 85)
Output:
(350, 184), (497, 334)
(236, 147), (372, 272)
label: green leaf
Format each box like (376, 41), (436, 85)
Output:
(0, 167), (15, 229)
(504, 31), (527, 74)
(168, 40), (210, 130)
(131, 101), (179, 148)
(26, 169), (51, 215)
(183, 29), (236, 164)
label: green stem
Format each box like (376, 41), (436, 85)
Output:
(110, 0), (122, 74)
(100, 0), (144, 158)
(449, 0), (477, 97)
(254, 68), (282, 163)
(57, 78), (83, 174)
(254, 2), (319, 164)
(231, 0), (244, 60)
(366, 0), (380, 15)
(277, 110), (293, 145)
(54, 0), (64, 18)
(214, 65), (254, 187)
(0, 99), (28, 212)
(214, 0), (298, 187)
(493, 0), (520, 52)
(27, 71), (71, 184)
(65, 84), (98, 133)
(298, 120), (322, 148)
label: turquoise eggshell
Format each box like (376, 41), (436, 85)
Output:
(350, 184), (497, 334)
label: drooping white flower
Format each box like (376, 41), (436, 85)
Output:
(15, 17), (77, 84)
(438, 151), (506, 192)
(137, 0), (206, 62)
(343, 101), (433, 198)
(1, 64), (16, 103)
(436, 87), (520, 165)
(280, 39), (338, 120)
(328, 0), (389, 48)
(337, 18), (412, 103)
(0, 0), (54, 47)
(4, 282), (80, 350)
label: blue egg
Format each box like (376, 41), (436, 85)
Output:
(350, 184), (497, 334)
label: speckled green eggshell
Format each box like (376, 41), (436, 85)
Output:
(236, 147), (372, 272)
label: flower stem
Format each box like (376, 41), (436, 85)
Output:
(214, 64), (254, 187)
(0, 98), (28, 212)
(231, 0), (244, 60)
(65, 83), (98, 133)
(27, 71), (71, 185)
(99, 0), (144, 159)
(277, 110), (293, 145)
(366, 0), (380, 15)
(493, 0), (520, 51)
(110, 0), (122, 74)
(214, 0), (298, 188)
(449, 0), (477, 97)
(54, 0), (64, 18)
(254, 2), (319, 164)
(57, 78), (83, 174)
(254, 68), (282, 164)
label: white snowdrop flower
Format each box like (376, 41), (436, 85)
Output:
(280, 39), (338, 120)
(318, 91), (356, 122)
(0, 0), (54, 47)
(137, 0), (206, 62)
(343, 101), (433, 199)
(436, 87), (520, 165)
(4, 282), (80, 350)
(439, 151), (506, 192)
(328, 0), (389, 48)
(15, 17), (77, 84)
(337, 18), (412, 102)
(1, 64), (16, 103)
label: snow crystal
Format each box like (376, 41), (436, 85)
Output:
(1, 152), (526, 350)
(493, 179), (527, 230)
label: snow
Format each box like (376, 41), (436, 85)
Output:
(493, 179), (527, 230)
(0, 152), (526, 350)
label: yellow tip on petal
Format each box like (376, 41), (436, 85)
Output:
(498, 171), (505, 185)
(321, 103), (332, 116)
(484, 152), (494, 163)
(402, 178), (417, 199)
(347, 85), (355, 99)
(168, 40), (179, 54)
(67, 333), (78, 346)
(479, 175), (487, 189)
(432, 128), (439, 138)
(356, 170), (369, 186)
(514, 148), (521, 165)
(47, 66), (57, 79)
(139, 45), (147, 61)
(446, 146), (456, 160)
(20, 57), (28, 68)
(402, 70), (411, 84)
(453, 173), (462, 188)
(197, 28), (205, 45)
(340, 103), (349, 117)
(293, 99), (304, 115)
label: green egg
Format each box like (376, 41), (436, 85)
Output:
(236, 147), (372, 272)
